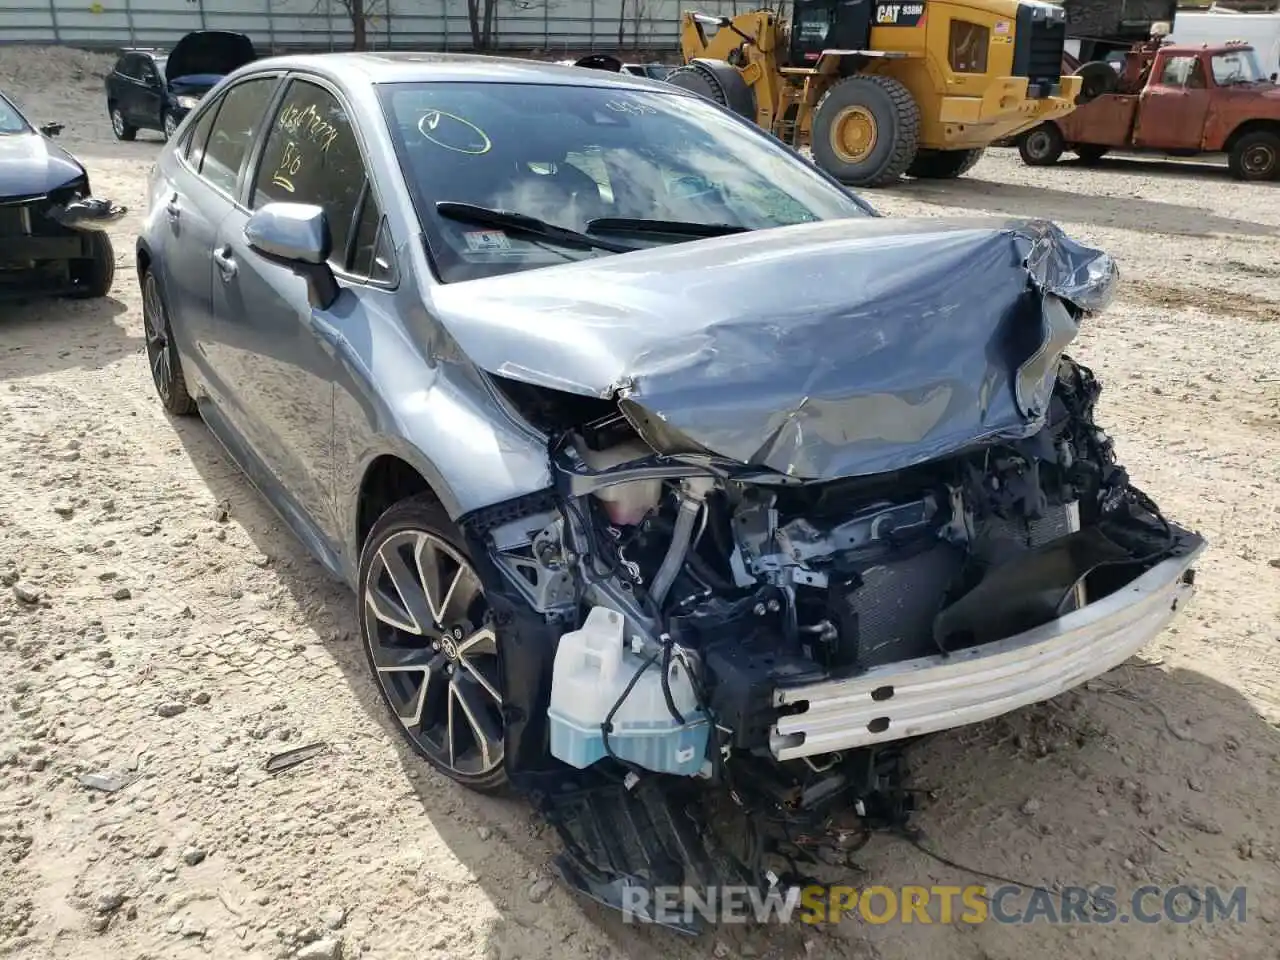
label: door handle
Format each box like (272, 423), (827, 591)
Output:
(212, 244), (237, 280)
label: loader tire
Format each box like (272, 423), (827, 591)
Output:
(1073, 61), (1119, 104)
(811, 75), (920, 187)
(907, 147), (984, 180)
(664, 61), (756, 121)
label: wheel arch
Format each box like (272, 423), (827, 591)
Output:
(1224, 118), (1280, 154)
(352, 445), (454, 561)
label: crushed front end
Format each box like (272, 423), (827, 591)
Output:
(0, 184), (124, 300)
(451, 217), (1205, 929)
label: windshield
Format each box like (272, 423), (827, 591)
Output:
(1211, 48), (1265, 85)
(377, 80), (872, 282)
(0, 94), (30, 135)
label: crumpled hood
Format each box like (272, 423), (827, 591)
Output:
(0, 132), (84, 199)
(165, 30), (255, 85)
(429, 216), (1118, 480)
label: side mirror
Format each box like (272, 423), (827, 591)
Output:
(40, 121), (64, 137)
(245, 202), (339, 310)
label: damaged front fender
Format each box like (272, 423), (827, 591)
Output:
(47, 196), (127, 231)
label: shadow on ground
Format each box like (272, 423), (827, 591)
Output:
(0, 294), (141, 380)
(171, 414), (1279, 960)
(889, 165), (1278, 239)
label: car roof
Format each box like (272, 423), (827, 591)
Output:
(233, 51), (678, 91)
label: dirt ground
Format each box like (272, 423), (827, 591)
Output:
(1, 47), (1278, 960)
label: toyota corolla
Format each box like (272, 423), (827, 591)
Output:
(136, 52), (1205, 927)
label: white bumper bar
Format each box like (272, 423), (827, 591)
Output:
(770, 541), (1205, 761)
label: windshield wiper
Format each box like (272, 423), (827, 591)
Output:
(586, 217), (750, 239)
(435, 202), (634, 254)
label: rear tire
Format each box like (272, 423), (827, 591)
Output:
(811, 74), (920, 187)
(1074, 144), (1110, 165)
(1018, 123), (1065, 166)
(1228, 130), (1280, 182)
(907, 148), (984, 179)
(142, 270), (197, 416)
(162, 110), (179, 142)
(109, 104), (136, 142)
(68, 231), (115, 299)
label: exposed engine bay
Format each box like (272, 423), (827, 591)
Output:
(460, 354), (1203, 928)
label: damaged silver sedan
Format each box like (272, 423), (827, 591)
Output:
(136, 53), (1205, 928)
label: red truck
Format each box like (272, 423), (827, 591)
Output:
(1017, 38), (1280, 181)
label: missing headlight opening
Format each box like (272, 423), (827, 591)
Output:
(474, 340), (1203, 922)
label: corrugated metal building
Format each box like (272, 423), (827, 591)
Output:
(0, 0), (746, 53)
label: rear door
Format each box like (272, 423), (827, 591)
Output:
(207, 75), (382, 555)
(1133, 54), (1213, 151)
(158, 75), (281, 406)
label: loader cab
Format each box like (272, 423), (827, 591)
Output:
(788, 0), (873, 66)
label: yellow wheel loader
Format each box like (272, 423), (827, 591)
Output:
(667, 1), (1084, 186)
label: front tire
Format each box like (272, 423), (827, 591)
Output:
(907, 148), (984, 179)
(811, 75), (920, 187)
(1018, 123), (1065, 166)
(358, 497), (508, 794)
(68, 231), (115, 299)
(1228, 130), (1280, 182)
(142, 270), (197, 415)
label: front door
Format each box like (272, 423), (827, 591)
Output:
(206, 76), (376, 558)
(1133, 54), (1212, 151)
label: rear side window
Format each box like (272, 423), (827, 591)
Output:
(200, 77), (278, 196)
(184, 104), (219, 171)
(251, 79), (368, 267)
(1160, 56), (1205, 89)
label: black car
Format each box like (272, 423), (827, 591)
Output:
(0, 90), (124, 300)
(104, 30), (256, 141)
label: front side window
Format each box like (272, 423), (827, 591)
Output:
(1160, 56), (1205, 89)
(115, 55), (138, 80)
(1211, 48), (1265, 86)
(378, 81), (871, 283)
(949, 21), (989, 74)
(252, 79), (368, 267)
(200, 77), (278, 196)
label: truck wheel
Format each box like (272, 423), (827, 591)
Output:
(811, 75), (920, 187)
(67, 231), (115, 299)
(109, 104), (137, 142)
(1018, 123), (1064, 166)
(1075, 145), (1110, 165)
(1228, 131), (1280, 182)
(907, 148), (984, 179)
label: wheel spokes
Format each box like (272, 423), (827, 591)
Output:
(449, 672), (503, 769)
(377, 539), (436, 634)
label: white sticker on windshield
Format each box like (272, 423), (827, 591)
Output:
(463, 230), (512, 252)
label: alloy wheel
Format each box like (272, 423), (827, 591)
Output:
(110, 108), (124, 138)
(362, 529), (504, 779)
(163, 113), (178, 141)
(143, 273), (173, 404)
